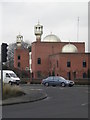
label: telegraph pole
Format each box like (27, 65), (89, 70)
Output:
(77, 17), (79, 42)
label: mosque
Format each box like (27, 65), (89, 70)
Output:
(14, 22), (90, 80)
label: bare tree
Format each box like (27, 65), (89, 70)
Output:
(7, 41), (31, 68)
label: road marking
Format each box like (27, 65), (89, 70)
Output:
(81, 103), (88, 106)
(30, 89), (43, 91)
(43, 97), (51, 101)
(59, 87), (64, 90)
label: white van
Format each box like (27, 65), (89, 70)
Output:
(0, 70), (20, 85)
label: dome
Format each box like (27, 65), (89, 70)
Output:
(43, 34), (61, 42)
(62, 43), (78, 53)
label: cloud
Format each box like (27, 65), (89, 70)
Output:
(1, 2), (88, 52)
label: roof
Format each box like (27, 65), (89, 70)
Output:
(43, 34), (61, 42)
(62, 43), (78, 53)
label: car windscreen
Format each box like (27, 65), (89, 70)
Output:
(59, 77), (66, 80)
(9, 73), (17, 78)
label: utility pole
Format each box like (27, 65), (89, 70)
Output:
(77, 17), (79, 42)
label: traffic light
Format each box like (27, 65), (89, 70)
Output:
(1, 43), (8, 62)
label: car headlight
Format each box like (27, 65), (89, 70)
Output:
(66, 81), (69, 83)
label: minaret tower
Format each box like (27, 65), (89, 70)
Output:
(16, 34), (23, 48)
(34, 21), (43, 42)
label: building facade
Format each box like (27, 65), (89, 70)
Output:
(13, 22), (89, 80)
(31, 22), (90, 80)
(49, 53), (89, 80)
(14, 34), (29, 71)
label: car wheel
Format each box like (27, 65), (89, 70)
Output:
(61, 82), (66, 87)
(45, 82), (49, 86)
(69, 84), (73, 87)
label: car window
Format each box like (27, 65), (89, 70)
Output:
(47, 77), (54, 81)
(59, 77), (65, 80)
(53, 77), (59, 81)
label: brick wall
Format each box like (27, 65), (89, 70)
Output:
(14, 48), (29, 71)
(31, 41), (85, 79)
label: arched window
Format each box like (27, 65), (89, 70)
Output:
(83, 72), (87, 78)
(18, 62), (20, 68)
(18, 55), (20, 60)
(37, 58), (41, 64)
(57, 60), (58, 68)
(73, 71), (76, 79)
(67, 61), (71, 67)
(37, 71), (41, 78)
(83, 61), (86, 67)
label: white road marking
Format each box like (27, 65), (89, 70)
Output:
(59, 87), (64, 90)
(81, 103), (88, 106)
(30, 89), (43, 91)
(43, 97), (51, 101)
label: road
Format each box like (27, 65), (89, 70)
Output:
(2, 85), (88, 118)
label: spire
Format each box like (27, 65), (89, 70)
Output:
(34, 22), (43, 42)
(19, 32), (20, 35)
(50, 32), (52, 34)
(38, 19), (40, 24)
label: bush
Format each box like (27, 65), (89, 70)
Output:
(30, 79), (42, 84)
(20, 78), (30, 84)
(74, 78), (90, 85)
(3, 84), (25, 100)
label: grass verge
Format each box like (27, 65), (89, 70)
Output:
(3, 84), (25, 100)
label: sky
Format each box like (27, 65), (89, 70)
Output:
(0, 0), (89, 53)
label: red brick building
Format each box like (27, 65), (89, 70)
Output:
(13, 23), (90, 80)
(31, 22), (90, 80)
(14, 34), (29, 71)
(49, 53), (89, 80)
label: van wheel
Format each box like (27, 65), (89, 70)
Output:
(17, 83), (19, 85)
(9, 81), (12, 85)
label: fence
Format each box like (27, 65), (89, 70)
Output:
(20, 78), (42, 84)
(20, 77), (90, 85)
(74, 78), (90, 85)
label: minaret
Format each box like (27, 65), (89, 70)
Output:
(16, 34), (23, 48)
(34, 21), (43, 42)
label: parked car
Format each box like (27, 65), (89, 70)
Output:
(41, 76), (74, 87)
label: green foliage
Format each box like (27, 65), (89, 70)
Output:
(28, 45), (31, 52)
(2, 64), (8, 70)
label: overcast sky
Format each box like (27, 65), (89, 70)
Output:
(0, 1), (89, 52)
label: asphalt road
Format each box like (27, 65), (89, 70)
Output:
(2, 84), (89, 118)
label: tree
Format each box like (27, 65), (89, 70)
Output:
(7, 41), (31, 68)
(87, 69), (90, 78)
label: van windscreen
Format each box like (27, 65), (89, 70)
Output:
(9, 73), (17, 78)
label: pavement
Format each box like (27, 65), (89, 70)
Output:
(0, 85), (47, 106)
